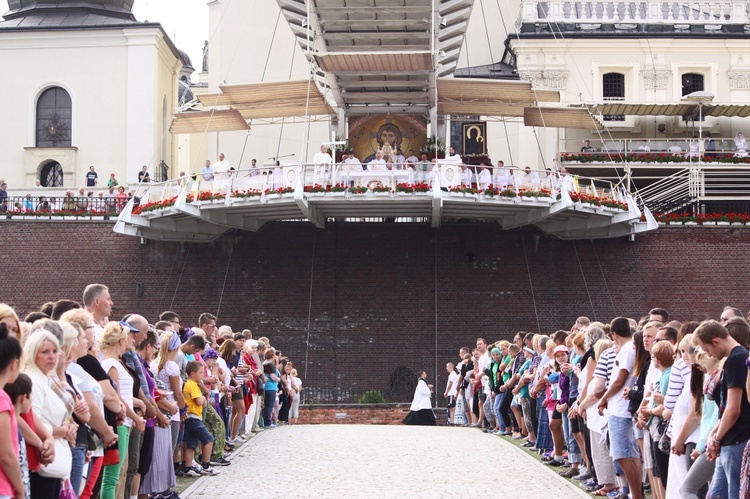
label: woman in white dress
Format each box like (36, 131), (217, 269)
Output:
(665, 335), (701, 499)
(735, 132), (748, 157)
(402, 371), (436, 425)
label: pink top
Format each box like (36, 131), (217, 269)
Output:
(0, 389), (19, 497)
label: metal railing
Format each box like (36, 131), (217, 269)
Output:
(519, 0), (748, 25)
(1, 195), (126, 219)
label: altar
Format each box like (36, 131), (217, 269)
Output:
(340, 169), (413, 188)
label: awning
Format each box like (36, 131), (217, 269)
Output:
(196, 80), (335, 120)
(437, 78), (559, 117)
(169, 109), (249, 134)
(524, 107), (602, 130)
(315, 52), (432, 73)
(583, 102), (750, 118)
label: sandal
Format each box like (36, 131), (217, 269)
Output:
(592, 487), (618, 497)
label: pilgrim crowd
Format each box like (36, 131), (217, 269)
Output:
(441, 308), (750, 499)
(0, 284), (301, 499)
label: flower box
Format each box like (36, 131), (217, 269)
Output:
(667, 221), (682, 225)
(330, 191), (346, 197)
(717, 221), (730, 226)
(91, 215), (106, 221)
(307, 192), (326, 197)
(520, 196), (536, 202)
(64, 216), (77, 221)
(731, 222), (744, 226)
(657, 221), (666, 226)
(373, 191), (391, 197)
(414, 190), (431, 196)
(702, 221), (716, 226)
(395, 191), (413, 196)
(684, 221), (698, 226)
(266, 193), (280, 200)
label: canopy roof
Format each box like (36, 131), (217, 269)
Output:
(169, 109), (249, 135)
(524, 107), (602, 130)
(582, 102), (750, 119)
(437, 78), (559, 116)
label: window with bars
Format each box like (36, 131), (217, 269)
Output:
(40, 162), (64, 187)
(602, 72), (625, 122)
(36, 87), (72, 147)
(682, 73), (704, 96)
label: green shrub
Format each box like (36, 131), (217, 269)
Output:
(358, 390), (386, 404)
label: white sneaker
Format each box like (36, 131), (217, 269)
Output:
(200, 466), (221, 476)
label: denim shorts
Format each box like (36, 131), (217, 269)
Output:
(183, 417), (215, 450)
(609, 415), (640, 461)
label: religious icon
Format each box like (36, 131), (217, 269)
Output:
(462, 122), (487, 156)
(348, 115), (427, 164)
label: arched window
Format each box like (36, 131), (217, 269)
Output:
(36, 87), (72, 147)
(40, 161), (64, 187)
(682, 73), (704, 96)
(602, 72), (625, 122)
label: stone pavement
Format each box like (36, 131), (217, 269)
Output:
(183, 425), (590, 498)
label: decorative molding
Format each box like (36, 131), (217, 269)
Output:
(520, 71), (568, 90)
(728, 72), (750, 90)
(641, 70), (670, 89)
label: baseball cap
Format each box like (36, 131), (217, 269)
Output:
(118, 320), (139, 332)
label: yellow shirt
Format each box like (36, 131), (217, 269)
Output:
(183, 379), (204, 418)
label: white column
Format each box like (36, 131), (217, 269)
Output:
(125, 29), (159, 184)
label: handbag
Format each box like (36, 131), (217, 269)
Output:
(38, 438), (73, 479)
(102, 447), (120, 466)
(85, 425), (102, 452)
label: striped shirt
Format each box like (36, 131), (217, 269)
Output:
(664, 357), (690, 411)
(593, 347), (616, 388)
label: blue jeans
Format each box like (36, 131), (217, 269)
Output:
(263, 390), (277, 427)
(709, 439), (748, 499)
(70, 443), (87, 497)
(493, 392), (505, 431)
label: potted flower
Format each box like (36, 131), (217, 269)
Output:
(482, 186), (500, 200)
(231, 188), (262, 201)
(372, 185), (392, 196)
(420, 135), (446, 160)
(448, 185), (464, 197)
(264, 186), (294, 199)
(413, 182), (430, 194)
(395, 183), (414, 195)
(304, 184), (327, 196)
(90, 210), (107, 221)
(349, 185), (368, 195)
(330, 183), (347, 196)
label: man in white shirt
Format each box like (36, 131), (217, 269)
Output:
(493, 160), (512, 190)
(597, 317), (643, 499)
(405, 149), (419, 165)
(520, 166), (541, 190)
(249, 158), (260, 176)
(395, 149), (406, 169)
(212, 153), (231, 174)
(341, 152), (363, 185)
(82, 283), (114, 340)
(477, 164), (491, 190)
(444, 363), (460, 424)
(559, 167), (574, 192)
(313, 145), (333, 184)
(368, 152), (386, 171)
(444, 146), (462, 165)
(460, 164), (472, 186)
(475, 338), (491, 425)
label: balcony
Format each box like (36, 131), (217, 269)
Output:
(518, 0), (749, 26)
(112, 163), (654, 242)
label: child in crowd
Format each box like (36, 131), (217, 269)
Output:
(182, 361), (220, 477)
(0, 323), (24, 499)
(5, 374), (34, 499)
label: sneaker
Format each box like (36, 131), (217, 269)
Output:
(573, 471), (592, 481)
(559, 467), (580, 478)
(606, 490), (622, 499)
(174, 467), (185, 478)
(521, 441), (535, 447)
(544, 458), (565, 467)
(210, 457), (231, 467)
(528, 447), (539, 452)
(200, 466), (221, 476)
(582, 479), (598, 488)
(184, 467), (201, 478)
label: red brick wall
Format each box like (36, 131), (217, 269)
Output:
(297, 404), (411, 425)
(2, 221), (749, 402)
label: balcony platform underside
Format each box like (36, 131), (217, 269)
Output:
(114, 191), (654, 242)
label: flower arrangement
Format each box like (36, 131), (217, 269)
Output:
(330, 183), (347, 193)
(652, 212), (750, 224)
(395, 183), (415, 193)
(232, 189), (262, 198)
(600, 198), (629, 210)
(304, 184), (327, 193)
(372, 185), (392, 193)
(264, 187), (294, 195)
(560, 152), (750, 165)
(197, 191), (226, 202)
(483, 186), (500, 197)
(349, 185), (368, 194)
(448, 185), (478, 194)
(413, 182), (430, 193)
(133, 196), (178, 215)
(51, 210), (90, 217)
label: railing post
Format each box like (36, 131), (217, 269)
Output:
(731, 0), (747, 23)
(521, 0), (539, 22)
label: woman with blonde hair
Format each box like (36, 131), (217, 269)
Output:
(0, 303), (21, 340)
(23, 329), (75, 497)
(289, 368), (302, 424)
(98, 322), (145, 499)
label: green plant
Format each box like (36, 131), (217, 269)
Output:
(358, 390), (386, 404)
(420, 135), (445, 155)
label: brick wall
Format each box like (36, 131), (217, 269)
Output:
(297, 404), (412, 425)
(2, 221), (749, 402)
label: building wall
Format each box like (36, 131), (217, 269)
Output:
(1, 221), (748, 401)
(0, 26), (180, 189)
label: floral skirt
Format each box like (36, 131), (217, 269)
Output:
(740, 439), (750, 499)
(203, 404), (226, 461)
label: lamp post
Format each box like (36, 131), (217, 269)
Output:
(682, 91), (715, 206)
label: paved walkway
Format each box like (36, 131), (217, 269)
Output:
(183, 425), (589, 498)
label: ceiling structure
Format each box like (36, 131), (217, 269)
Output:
(278, 0), (475, 117)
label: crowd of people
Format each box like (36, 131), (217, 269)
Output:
(440, 308), (750, 499)
(0, 284), (302, 499)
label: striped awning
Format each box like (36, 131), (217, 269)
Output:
(583, 102), (750, 118)
(315, 51), (432, 73)
(196, 80), (334, 120)
(169, 109), (250, 134)
(437, 78), (559, 117)
(524, 107), (602, 130)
